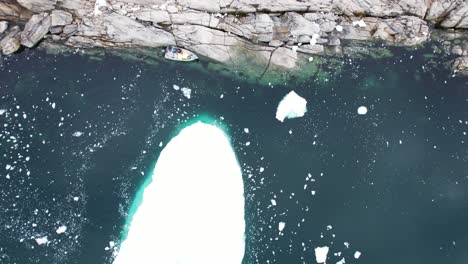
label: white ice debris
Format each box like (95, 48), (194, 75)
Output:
(278, 222), (286, 232)
(51, 102), (56, 109)
(353, 20), (367, 28)
(181, 88), (192, 99)
(315, 246), (329, 263)
(35, 236), (48, 245)
(72, 131), (84, 137)
(292, 46), (298, 52)
(354, 251), (361, 259)
(244, 128), (249, 133)
(0, 109), (6, 115)
(56, 225), (67, 234)
(271, 199), (277, 206)
(336, 258), (345, 264)
(173, 84), (180, 90)
(357, 106), (368, 115)
(113, 122), (245, 264)
(94, 0), (107, 16)
(335, 25), (343, 32)
(310, 33), (320, 46)
(73, 197), (80, 201)
(275, 91), (307, 122)
(308, 57), (314, 62)
(344, 242), (350, 248)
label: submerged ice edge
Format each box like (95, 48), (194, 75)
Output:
(113, 122), (245, 264)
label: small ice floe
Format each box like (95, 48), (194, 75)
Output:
(278, 222), (286, 232)
(354, 251), (361, 259)
(244, 128), (249, 133)
(308, 57), (314, 62)
(51, 103), (56, 109)
(173, 84), (180, 90)
(336, 258), (346, 264)
(35, 236), (48, 245)
(72, 131), (84, 137)
(353, 20), (367, 28)
(344, 242), (350, 248)
(275, 91), (307, 122)
(94, 0), (107, 16)
(181, 88), (191, 99)
(315, 246), (329, 264)
(271, 199), (277, 206)
(73, 196), (79, 201)
(310, 33), (320, 46)
(357, 106), (368, 115)
(0, 109), (6, 115)
(56, 225), (67, 234)
(335, 25), (343, 32)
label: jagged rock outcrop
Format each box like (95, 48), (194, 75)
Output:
(0, 0), (466, 74)
(0, 25), (21, 55)
(20, 12), (51, 47)
(452, 56), (468, 75)
(0, 21), (8, 34)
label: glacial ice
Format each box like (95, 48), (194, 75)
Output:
(276, 91), (307, 122)
(113, 122), (245, 264)
(315, 246), (329, 263)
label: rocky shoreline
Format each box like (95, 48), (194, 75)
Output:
(1, 0), (467, 77)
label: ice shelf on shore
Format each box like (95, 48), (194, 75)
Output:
(275, 91), (307, 122)
(113, 122), (245, 264)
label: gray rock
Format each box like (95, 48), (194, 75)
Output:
(21, 12), (51, 48)
(269, 47), (298, 69)
(452, 56), (468, 75)
(178, 0), (220, 12)
(298, 35), (311, 43)
(0, 21), (8, 34)
(17, 0), (57, 12)
(298, 44), (325, 54)
(62, 24), (77, 35)
(0, 26), (21, 55)
(50, 10), (73, 26)
(49, 26), (63, 34)
(284, 12), (321, 36)
(254, 14), (274, 42)
(132, 10), (170, 24)
(268, 39), (283, 47)
(328, 36), (340, 46)
(440, 2), (468, 29)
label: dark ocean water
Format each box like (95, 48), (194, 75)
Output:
(0, 48), (467, 264)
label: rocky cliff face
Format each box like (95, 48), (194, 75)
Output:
(0, 0), (467, 76)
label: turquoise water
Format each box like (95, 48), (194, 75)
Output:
(0, 48), (467, 264)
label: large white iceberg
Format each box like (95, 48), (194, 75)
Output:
(113, 122), (245, 264)
(276, 91), (307, 122)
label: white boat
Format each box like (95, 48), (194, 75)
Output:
(164, 46), (198, 62)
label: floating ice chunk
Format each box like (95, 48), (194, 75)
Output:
(51, 103), (56, 109)
(336, 258), (345, 264)
(315, 246), (329, 263)
(326, 225), (332, 230)
(56, 225), (67, 234)
(353, 20), (367, 28)
(243, 128), (249, 133)
(354, 251), (361, 259)
(335, 25), (343, 32)
(344, 242), (350, 248)
(113, 122), (245, 264)
(94, 0), (107, 16)
(275, 91), (307, 122)
(310, 33), (320, 46)
(278, 222), (286, 232)
(5, 164), (11, 170)
(72, 131), (84, 137)
(173, 84), (180, 91)
(0, 109), (6, 115)
(308, 57), (314, 62)
(245, 142), (251, 146)
(181, 88), (191, 99)
(271, 199), (277, 206)
(357, 106), (368, 115)
(73, 197), (79, 201)
(35, 236), (48, 245)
